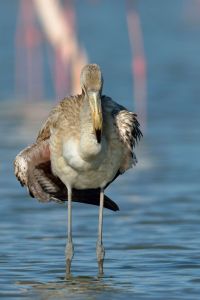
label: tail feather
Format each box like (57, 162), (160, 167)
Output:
(56, 189), (119, 211)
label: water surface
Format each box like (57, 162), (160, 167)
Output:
(1, 1), (200, 299)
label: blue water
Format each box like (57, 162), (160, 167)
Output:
(1, 1), (200, 299)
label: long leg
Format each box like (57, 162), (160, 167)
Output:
(96, 188), (105, 275)
(65, 187), (74, 276)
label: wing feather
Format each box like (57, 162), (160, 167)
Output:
(114, 110), (142, 152)
(114, 109), (142, 172)
(102, 95), (142, 173)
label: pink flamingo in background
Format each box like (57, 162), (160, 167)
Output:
(15, 0), (43, 101)
(15, 0), (87, 101)
(126, 0), (147, 131)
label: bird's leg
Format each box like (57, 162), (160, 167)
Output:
(65, 188), (74, 276)
(96, 188), (105, 275)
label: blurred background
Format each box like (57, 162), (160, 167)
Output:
(1, 1), (200, 299)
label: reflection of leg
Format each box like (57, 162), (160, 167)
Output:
(96, 188), (105, 275)
(65, 188), (74, 276)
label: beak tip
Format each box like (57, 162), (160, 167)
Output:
(95, 129), (102, 143)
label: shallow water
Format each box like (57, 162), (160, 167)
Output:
(1, 0), (200, 299)
(0, 96), (200, 300)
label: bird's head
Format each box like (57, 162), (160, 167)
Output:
(81, 64), (103, 143)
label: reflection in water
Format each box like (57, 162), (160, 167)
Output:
(16, 276), (131, 300)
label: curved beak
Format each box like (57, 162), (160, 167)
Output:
(88, 91), (102, 143)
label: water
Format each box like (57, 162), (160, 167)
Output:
(1, 0), (200, 299)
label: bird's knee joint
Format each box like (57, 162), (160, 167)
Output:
(65, 242), (74, 261)
(96, 243), (105, 261)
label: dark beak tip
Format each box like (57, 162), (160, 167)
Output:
(95, 129), (102, 143)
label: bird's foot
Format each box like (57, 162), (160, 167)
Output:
(65, 241), (74, 276)
(96, 242), (105, 275)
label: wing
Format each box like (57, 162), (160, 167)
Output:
(113, 109), (142, 154)
(114, 109), (142, 173)
(36, 95), (82, 143)
(36, 106), (58, 143)
(102, 95), (143, 175)
(14, 140), (119, 211)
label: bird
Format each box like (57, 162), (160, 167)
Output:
(14, 64), (142, 276)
